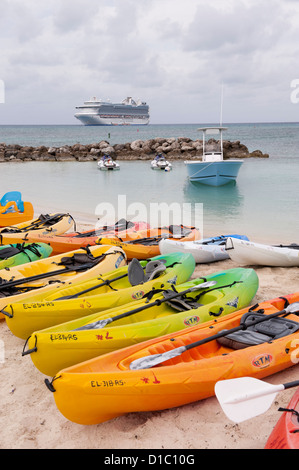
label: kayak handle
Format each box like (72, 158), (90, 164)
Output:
(22, 335), (37, 356)
(0, 306), (13, 318)
(44, 376), (61, 393)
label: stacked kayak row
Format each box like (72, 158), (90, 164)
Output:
(0, 213), (298, 448)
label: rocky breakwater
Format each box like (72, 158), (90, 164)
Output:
(0, 138), (269, 162)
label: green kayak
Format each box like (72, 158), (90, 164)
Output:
(0, 243), (53, 270)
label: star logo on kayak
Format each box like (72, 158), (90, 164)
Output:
(226, 297), (239, 308)
(167, 275), (177, 285)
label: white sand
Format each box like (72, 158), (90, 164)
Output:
(0, 214), (298, 449)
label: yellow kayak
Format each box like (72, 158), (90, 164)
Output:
(0, 244), (126, 322)
(4, 252), (195, 339)
(0, 213), (75, 244)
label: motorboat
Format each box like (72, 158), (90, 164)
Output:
(97, 154), (120, 171)
(184, 127), (243, 186)
(151, 154), (172, 171)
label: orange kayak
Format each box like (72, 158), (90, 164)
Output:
(96, 225), (201, 259)
(25, 220), (149, 255)
(46, 292), (299, 425)
(0, 202), (34, 227)
(265, 387), (299, 449)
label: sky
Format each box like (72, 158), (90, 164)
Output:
(1, 0), (299, 125)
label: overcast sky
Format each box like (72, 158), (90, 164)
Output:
(1, 0), (299, 125)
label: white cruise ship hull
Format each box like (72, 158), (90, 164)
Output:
(74, 114), (149, 126)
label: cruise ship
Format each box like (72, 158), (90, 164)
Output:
(74, 96), (150, 126)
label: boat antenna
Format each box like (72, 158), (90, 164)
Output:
(220, 83), (224, 127)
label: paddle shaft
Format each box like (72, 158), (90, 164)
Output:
(93, 281), (216, 327)
(57, 272), (129, 300)
(225, 380), (299, 404)
(130, 302), (299, 369)
(0, 254), (107, 290)
(181, 306), (297, 352)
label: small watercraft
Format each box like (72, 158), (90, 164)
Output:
(184, 127), (243, 186)
(25, 219), (150, 256)
(9, 251), (195, 339)
(226, 237), (299, 267)
(97, 154), (120, 170)
(0, 243), (52, 270)
(0, 191), (34, 227)
(45, 292), (299, 425)
(25, 267), (258, 376)
(151, 154), (172, 171)
(0, 244), (126, 323)
(265, 387), (299, 449)
(160, 234), (249, 263)
(0, 213), (75, 244)
(97, 225), (201, 259)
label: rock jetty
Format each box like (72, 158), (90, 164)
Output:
(0, 138), (269, 162)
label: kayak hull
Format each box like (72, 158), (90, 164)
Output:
(0, 243), (52, 269)
(0, 213), (74, 244)
(160, 235), (249, 263)
(226, 237), (299, 267)
(96, 227), (201, 260)
(265, 388), (299, 449)
(24, 221), (150, 256)
(0, 202), (34, 227)
(48, 292), (299, 425)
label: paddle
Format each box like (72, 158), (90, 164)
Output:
(55, 257), (154, 300)
(98, 233), (170, 246)
(55, 272), (129, 300)
(129, 301), (299, 370)
(214, 377), (299, 423)
(74, 219), (133, 238)
(0, 252), (111, 291)
(74, 280), (217, 331)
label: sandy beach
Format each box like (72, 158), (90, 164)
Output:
(0, 215), (298, 450)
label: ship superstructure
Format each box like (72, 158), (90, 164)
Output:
(74, 96), (150, 126)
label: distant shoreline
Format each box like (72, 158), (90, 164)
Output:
(0, 137), (269, 162)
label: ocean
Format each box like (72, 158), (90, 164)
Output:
(0, 122), (299, 244)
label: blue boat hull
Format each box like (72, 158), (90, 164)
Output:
(185, 160), (243, 186)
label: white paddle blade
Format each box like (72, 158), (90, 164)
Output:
(129, 345), (187, 370)
(215, 377), (284, 423)
(189, 281), (217, 291)
(286, 301), (299, 313)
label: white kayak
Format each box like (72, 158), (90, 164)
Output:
(226, 237), (299, 267)
(159, 239), (229, 263)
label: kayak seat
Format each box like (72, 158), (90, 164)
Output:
(0, 243), (43, 261)
(128, 258), (166, 286)
(218, 312), (299, 350)
(0, 245), (22, 259)
(0, 191), (24, 214)
(163, 290), (203, 312)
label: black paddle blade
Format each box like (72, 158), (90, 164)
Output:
(127, 258), (146, 286)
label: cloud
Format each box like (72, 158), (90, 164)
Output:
(1, 0), (299, 124)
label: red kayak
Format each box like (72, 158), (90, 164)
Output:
(265, 387), (299, 449)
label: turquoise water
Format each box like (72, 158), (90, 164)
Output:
(1, 122), (299, 243)
(1, 122), (299, 157)
(1, 150), (299, 244)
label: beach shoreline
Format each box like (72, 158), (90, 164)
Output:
(0, 215), (298, 449)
